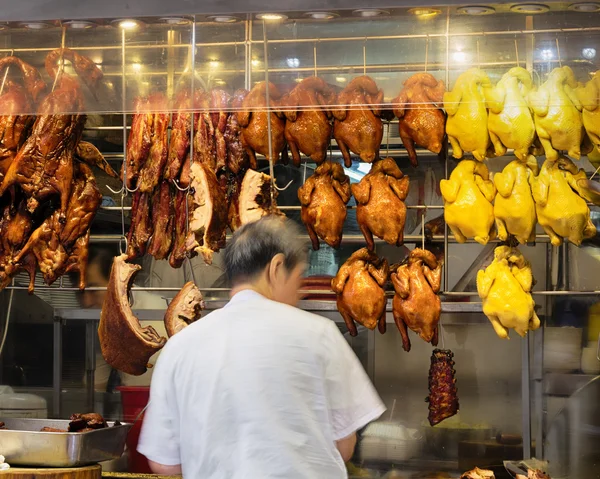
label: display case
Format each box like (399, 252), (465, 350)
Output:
(0, 2), (598, 477)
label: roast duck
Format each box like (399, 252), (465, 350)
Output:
(427, 349), (459, 426)
(331, 248), (389, 336)
(333, 75), (384, 167)
(392, 73), (446, 167)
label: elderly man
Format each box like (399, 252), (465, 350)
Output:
(138, 216), (385, 478)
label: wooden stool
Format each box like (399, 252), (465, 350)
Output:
(0, 464), (101, 479)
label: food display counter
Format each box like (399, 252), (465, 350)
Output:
(0, 1), (597, 478)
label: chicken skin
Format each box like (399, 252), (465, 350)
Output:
(444, 68), (492, 161)
(528, 66), (583, 161)
(531, 156), (596, 246)
(477, 246), (540, 339)
(331, 248), (389, 336)
(298, 161), (351, 250)
(392, 73), (446, 167)
(391, 248), (442, 352)
(494, 160), (537, 244)
(237, 81), (286, 165)
(577, 71), (600, 152)
(283, 77), (336, 166)
(333, 76), (384, 167)
(484, 67), (536, 161)
(441, 160), (496, 245)
(351, 158), (409, 251)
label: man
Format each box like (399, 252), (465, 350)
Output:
(137, 216), (385, 478)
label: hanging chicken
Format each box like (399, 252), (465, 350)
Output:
(576, 71), (600, 153)
(391, 248), (442, 352)
(283, 77), (336, 166)
(333, 75), (384, 167)
(392, 73), (446, 167)
(297, 161), (351, 250)
(528, 66), (583, 161)
(331, 248), (389, 336)
(443, 68), (491, 161)
(531, 156), (596, 246)
(237, 81), (286, 165)
(352, 158), (409, 251)
(477, 246), (540, 339)
(493, 160), (537, 244)
(484, 67), (536, 162)
(440, 159), (495, 244)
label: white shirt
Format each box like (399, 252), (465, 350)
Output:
(137, 290), (385, 479)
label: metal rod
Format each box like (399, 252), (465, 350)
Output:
(262, 21), (276, 209)
(522, 336), (532, 460)
(313, 42), (318, 76)
(244, 18), (251, 90)
(555, 37), (562, 68)
(444, 7), (450, 292)
(85, 321), (96, 413)
(52, 318), (62, 418)
(120, 28), (127, 254)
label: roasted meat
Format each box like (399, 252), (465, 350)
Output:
(99, 254), (167, 376)
(64, 232), (90, 290)
(460, 468), (495, 479)
(352, 158), (409, 251)
(391, 248), (442, 352)
(392, 73), (446, 167)
(164, 88), (191, 182)
(331, 248), (389, 336)
(185, 162), (227, 264)
(237, 81), (286, 165)
(123, 97), (153, 190)
(0, 198), (33, 290)
(147, 180), (175, 261)
(333, 75), (384, 167)
(75, 141), (118, 178)
(225, 89), (251, 173)
(426, 349), (459, 426)
(211, 89), (231, 173)
(193, 89), (217, 170)
(69, 413), (108, 431)
(238, 169), (281, 226)
(138, 93), (169, 192)
(126, 191), (152, 260)
(298, 161), (351, 250)
(227, 172), (244, 232)
(283, 77), (336, 166)
(169, 188), (189, 269)
(164, 282), (205, 337)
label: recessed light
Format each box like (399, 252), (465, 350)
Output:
(303, 12), (339, 20)
(352, 9), (390, 17)
(255, 13), (288, 21)
(207, 15), (240, 23)
(63, 20), (97, 29)
(457, 6), (496, 15)
(408, 7), (441, 18)
(336, 77), (347, 83)
(20, 21), (53, 30)
(286, 57), (300, 68)
(453, 51), (470, 63)
(540, 48), (554, 61)
(111, 19), (145, 30)
(569, 2), (600, 11)
(510, 3), (550, 13)
(158, 17), (191, 25)
(583, 47), (597, 59)
(209, 60), (221, 69)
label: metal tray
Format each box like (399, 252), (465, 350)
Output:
(0, 418), (131, 467)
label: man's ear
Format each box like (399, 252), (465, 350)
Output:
(268, 253), (286, 284)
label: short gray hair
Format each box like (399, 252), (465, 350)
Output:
(224, 216), (307, 285)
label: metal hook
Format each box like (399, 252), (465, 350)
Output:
(126, 183), (141, 194)
(555, 37), (562, 68)
(119, 236), (128, 255)
(514, 38), (520, 67)
(51, 27), (68, 93)
(274, 178), (294, 191)
(421, 206), (427, 250)
(363, 37), (367, 76)
(172, 178), (190, 192)
(425, 36), (429, 73)
(313, 41), (318, 77)
(106, 184), (125, 195)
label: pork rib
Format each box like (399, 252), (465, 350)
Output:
(426, 349), (459, 426)
(164, 282), (205, 337)
(99, 254), (167, 376)
(147, 180), (174, 260)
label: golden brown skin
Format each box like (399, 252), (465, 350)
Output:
(351, 158), (409, 251)
(283, 77), (336, 166)
(576, 71), (600, 152)
(298, 161), (351, 250)
(391, 248), (442, 352)
(122, 96), (153, 190)
(75, 141), (118, 178)
(333, 76), (384, 167)
(392, 73), (446, 167)
(237, 82), (286, 165)
(164, 282), (205, 337)
(332, 248), (389, 336)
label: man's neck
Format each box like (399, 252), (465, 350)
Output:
(230, 282), (272, 300)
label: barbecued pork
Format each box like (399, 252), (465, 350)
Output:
(427, 349), (459, 426)
(193, 89), (217, 171)
(147, 180), (174, 260)
(164, 89), (191, 182)
(123, 97), (153, 190)
(169, 188), (189, 268)
(227, 172), (244, 232)
(164, 282), (205, 337)
(126, 191), (152, 260)
(69, 413), (107, 431)
(138, 93), (169, 192)
(225, 89), (251, 173)
(99, 255), (167, 376)
(238, 169), (281, 225)
(211, 89), (231, 173)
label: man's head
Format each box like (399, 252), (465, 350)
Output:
(224, 216), (307, 306)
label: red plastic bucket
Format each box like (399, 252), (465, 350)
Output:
(117, 386), (151, 473)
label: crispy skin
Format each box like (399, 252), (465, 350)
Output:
(164, 282), (205, 337)
(147, 180), (174, 260)
(164, 89), (191, 181)
(64, 232), (90, 290)
(126, 191), (152, 260)
(193, 89), (217, 171)
(225, 89), (250, 173)
(138, 93), (169, 192)
(0, 199), (34, 291)
(169, 188), (189, 269)
(122, 97), (152, 190)
(211, 89), (231, 173)
(99, 254), (167, 376)
(426, 349), (459, 426)
(75, 141), (118, 178)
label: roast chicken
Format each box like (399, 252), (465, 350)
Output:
(444, 68), (491, 161)
(440, 160), (495, 244)
(531, 156), (596, 246)
(577, 71), (600, 152)
(352, 158), (409, 251)
(391, 248), (442, 352)
(484, 67), (536, 161)
(283, 77), (336, 166)
(333, 76), (384, 167)
(331, 248), (389, 336)
(237, 81), (286, 165)
(392, 73), (446, 167)
(164, 282), (205, 337)
(493, 160), (537, 244)
(528, 66), (583, 161)
(297, 161), (351, 250)
(477, 246), (540, 339)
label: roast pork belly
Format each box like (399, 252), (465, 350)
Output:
(99, 254), (167, 376)
(238, 169), (281, 226)
(138, 92), (169, 192)
(164, 282), (205, 337)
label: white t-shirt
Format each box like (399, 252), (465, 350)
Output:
(137, 290), (385, 479)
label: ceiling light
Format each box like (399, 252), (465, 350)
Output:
(510, 3), (550, 13)
(304, 12), (339, 20)
(111, 19), (145, 30)
(158, 17), (191, 25)
(352, 9), (390, 17)
(251, 59), (261, 67)
(540, 48), (554, 61)
(214, 79), (226, 86)
(583, 47), (597, 59)
(207, 15), (240, 23)
(453, 51), (470, 63)
(209, 60), (221, 69)
(255, 13), (288, 21)
(336, 77), (347, 83)
(457, 6), (496, 15)
(569, 2), (600, 11)
(286, 57), (300, 68)
(408, 7), (441, 18)
(20, 21), (53, 30)
(131, 62), (143, 72)
(63, 20), (97, 29)
(294, 78), (303, 83)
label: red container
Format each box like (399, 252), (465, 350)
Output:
(117, 386), (151, 473)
